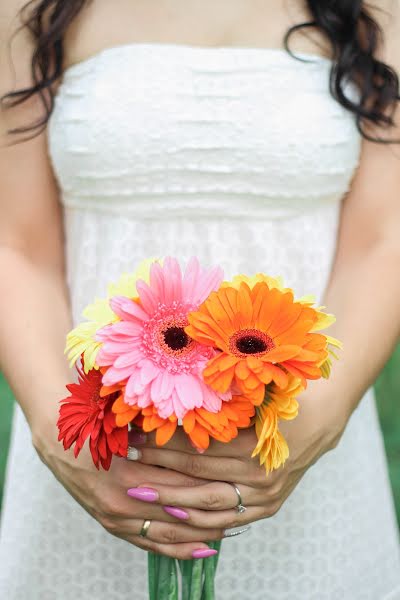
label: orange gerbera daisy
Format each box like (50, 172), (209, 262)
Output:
(112, 394), (142, 427)
(119, 397), (255, 451)
(186, 280), (334, 403)
(252, 375), (303, 473)
(140, 405), (178, 446)
(182, 397), (255, 451)
(112, 400), (179, 446)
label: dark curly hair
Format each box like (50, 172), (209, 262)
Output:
(1, 0), (400, 143)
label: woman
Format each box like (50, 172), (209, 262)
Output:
(0, 0), (400, 598)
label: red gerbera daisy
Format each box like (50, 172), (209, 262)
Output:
(57, 363), (128, 470)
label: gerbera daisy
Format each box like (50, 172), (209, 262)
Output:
(57, 363), (128, 470)
(226, 273), (341, 369)
(224, 273), (290, 294)
(65, 258), (159, 372)
(186, 280), (336, 403)
(111, 393), (141, 427)
(96, 257), (230, 419)
(182, 396), (256, 450)
(135, 405), (179, 446)
(252, 375), (303, 473)
(127, 395), (255, 451)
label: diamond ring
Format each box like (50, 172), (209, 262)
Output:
(230, 483), (247, 514)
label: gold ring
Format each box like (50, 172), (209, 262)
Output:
(140, 519), (151, 538)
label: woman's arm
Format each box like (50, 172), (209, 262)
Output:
(0, 3), (222, 559)
(320, 144), (400, 418)
(0, 1), (71, 440)
(315, 0), (400, 420)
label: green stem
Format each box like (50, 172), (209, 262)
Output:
(211, 540), (222, 572)
(150, 542), (222, 600)
(155, 556), (178, 600)
(167, 560), (178, 600)
(201, 541), (222, 600)
(201, 555), (215, 600)
(148, 552), (158, 600)
(179, 559), (193, 600)
(189, 558), (204, 600)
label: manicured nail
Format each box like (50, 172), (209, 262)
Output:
(192, 548), (218, 559)
(127, 446), (142, 461)
(128, 430), (147, 445)
(127, 487), (158, 502)
(163, 506), (189, 520)
(223, 525), (251, 538)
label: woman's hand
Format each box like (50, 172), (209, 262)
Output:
(133, 385), (348, 531)
(34, 421), (224, 559)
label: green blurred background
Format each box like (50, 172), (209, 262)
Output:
(1, 348), (400, 526)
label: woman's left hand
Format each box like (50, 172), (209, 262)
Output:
(131, 386), (349, 531)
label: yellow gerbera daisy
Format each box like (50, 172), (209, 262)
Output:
(224, 273), (290, 293)
(65, 258), (160, 372)
(252, 375), (304, 473)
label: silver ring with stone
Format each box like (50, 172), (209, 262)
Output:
(139, 519), (152, 538)
(230, 483), (247, 514)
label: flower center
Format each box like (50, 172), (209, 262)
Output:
(156, 316), (195, 358)
(229, 328), (275, 357)
(142, 303), (212, 374)
(163, 326), (190, 351)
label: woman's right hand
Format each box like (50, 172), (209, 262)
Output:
(34, 424), (223, 559)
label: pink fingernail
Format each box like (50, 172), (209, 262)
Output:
(127, 487), (158, 502)
(128, 430), (147, 445)
(192, 548), (218, 559)
(163, 506), (189, 520)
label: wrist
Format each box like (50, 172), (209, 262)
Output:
(299, 379), (351, 452)
(28, 377), (71, 465)
(31, 413), (60, 464)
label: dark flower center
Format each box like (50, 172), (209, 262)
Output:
(236, 335), (268, 354)
(163, 326), (190, 351)
(229, 328), (275, 357)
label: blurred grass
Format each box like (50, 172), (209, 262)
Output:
(1, 347), (400, 526)
(374, 345), (400, 527)
(0, 374), (14, 507)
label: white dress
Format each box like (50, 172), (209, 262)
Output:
(1, 43), (400, 600)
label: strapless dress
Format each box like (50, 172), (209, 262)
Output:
(1, 43), (399, 600)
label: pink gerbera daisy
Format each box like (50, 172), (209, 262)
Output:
(96, 257), (230, 419)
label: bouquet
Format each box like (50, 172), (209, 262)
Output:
(57, 257), (340, 599)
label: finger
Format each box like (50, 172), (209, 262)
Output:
(129, 481), (263, 511)
(127, 535), (218, 560)
(142, 427), (258, 459)
(94, 487), (209, 525)
(119, 457), (208, 487)
(187, 505), (267, 530)
(111, 518), (223, 544)
(139, 448), (248, 482)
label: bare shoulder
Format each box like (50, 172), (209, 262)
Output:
(0, 0), (35, 96)
(368, 0), (399, 22)
(0, 0), (27, 22)
(0, 0), (32, 46)
(368, 1), (400, 65)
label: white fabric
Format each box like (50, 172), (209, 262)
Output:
(1, 43), (400, 599)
